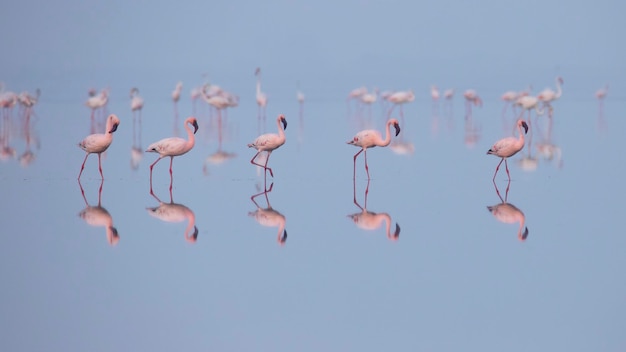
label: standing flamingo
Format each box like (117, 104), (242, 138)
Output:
(487, 119), (529, 181)
(595, 84), (609, 100)
(514, 95), (544, 124)
(347, 118), (401, 179)
(537, 77), (564, 116)
(386, 90), (414, 120)
(146, 116), (199, 188)
(255, 67), (268, 124)
(130, 87), (144, 115)
(77, 114), (120, 179)
(463, 89), (483, 116)
(248, 114), (287, 179)
(172, 81), (183, 103)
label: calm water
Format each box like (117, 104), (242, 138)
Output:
(1, 77), (625, 351)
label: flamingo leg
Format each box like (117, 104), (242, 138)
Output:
(78, 153), (90, 179)
(364, 149), (370, 180)
(263, 152), (273, 178)
(504, 159), (511, 180)
(493, 158), (504, 181)
(97, 179), (104, 206)
(353, 149), (364, 180)
(149, 156), (164, 188)
(98, 153), (104, 179)
(169, 156), (174, 192)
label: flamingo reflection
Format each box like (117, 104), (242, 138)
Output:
(248, 182), (287, 245)
(348, 179), (400, 241)
(78, 180), (119, 246)
(203, 113), (236, 175)
(147, 186), (198, 243)
(487, 180), (529, 241)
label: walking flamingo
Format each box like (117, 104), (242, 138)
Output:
(77, 114), (120, 179)
(249, 182), (287, 245)
(78, 179), (120, 246)
(347, 118), (401, 179)
(248, 114), (287, 179)
(487, 119), (529, 181)
(146, 116), (199, 187)
(487, 180), (529, 241)
(147, 187), (198, 243)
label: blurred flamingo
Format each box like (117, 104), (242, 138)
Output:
(595, 84), (609, 100)
(146, 116), (199, 188)
(386, 90), (414, 121)
(347, 118), (401, 179)
(537, 76), (563, 116)
(487, 119), (528, 181)
(255, 67), (268, 125)
(248, 114), (287, 179)
(463, 89), (482, 116)
(77, 114), (120, 179)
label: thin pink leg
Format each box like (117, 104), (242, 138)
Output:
(364, 149), (370, 179)
(264, 152), (273, 177)
(98, 153), (104, 179)
(353, 149), (363, 180)
(504, 159), (511, 180)
(78, 153), (90, 179)
(492, 158), (504, 181)
(149, 156), (163, 188)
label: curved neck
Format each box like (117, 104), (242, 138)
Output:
(184, 211), (196, 240)
(381, 213), (392, 238)
(379, 120), (394, 147)
(276, 118), (286, 140)
(185, 120), (196, 148)
(517, 124), (526, 144)
(276, 218), (285, 242)
(517, 214), (526, 240)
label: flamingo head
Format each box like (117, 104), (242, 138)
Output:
(391, 119), (401, 136)
(186, 226), (199, 243)
(107, 226), (120, 246)
(279, 230), (288, 245)
(520, 120), (529, 134)
(189, 117), (199, 134)
(390, 223), (401, 241)
(557, 77), (564, 85)
(279, 114), (287, 130)
(129, 87), (138, 97)
(255, 67), (261, 75)
(108, 115), (121, 133)
(519, 227), (529, 241)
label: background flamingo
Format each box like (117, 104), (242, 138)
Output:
(248, 114), (287, 179)
(463, 89), (482, 116)
(348, 118), (401, 179)
(146, 116), (198, 188)
(78, 114), (120, 179)
(255, 67), (268, 125)
(487, 119), (528, 181)
(537, 77), (563, 116)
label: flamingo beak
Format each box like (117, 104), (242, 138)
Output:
(280, 230), (287, 244)
(521, 121), (529, 134)
(394, 123), (401, 136)
(192, 120), (199, 134)
(281, 117), (288, 130)
(109, 122), (119, 133)
(520, 227), (529, 241)
(393, 223), (401, 239)
(192, 226), (199, 240)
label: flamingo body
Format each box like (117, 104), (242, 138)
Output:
(487, 119), (528, 181)
(348, 118), (401, 179)
(248, 114), (287, 178)
(77, 114), (120, 179)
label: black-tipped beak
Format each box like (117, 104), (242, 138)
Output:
(520, 227), (529, 241)
(521, 121), (529, 134)
(192, 226), (199, 240)
(109, 123), (119, 133)
(192, 120), (199, 134)
(281, 117), (288, 130)
(393, 223), (401, 238)
(394, 123), (401, 136)
(280, 230), (287, 243)
(110, 227), (119, 238)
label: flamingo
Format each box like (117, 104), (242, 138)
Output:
(595, 84), (609, 100)
(146, 116), (199, 187)
(248, 114), (287, 179)
(537, 77), (564, 116)
(463, 89), (483, 115)
(78, 179), (119, 246)
(349, 179), (400, 241)
(18, 89), (40, 110)
(248, 182), (287, 245)
(443, 89), (455, 100)
(431, 85), (440, 101)
(130, 87), (144, 113)
(255, 67), (268, 121)
(147, 187), (198, 243)
(347, 118), (401, 179)
(514, 95), (544, 123)
(77, 114), (120, 179)
(386, 90), (414, 120)
(348, 86), (367, 100)
(172, 81), (183, 103)
(487, 119), (528, 181)
(487, 180), (529, 241)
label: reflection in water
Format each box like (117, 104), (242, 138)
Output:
(248, 182), (287, 245)
(348, 179), (400, 241)
(487, 180), (529, 241)
(534, 114), (563, 169)
(85, 87), (109, 134)
(78, 180), (119, 246)
(147, 186), (198, 243)
(202, 114), (237, 176)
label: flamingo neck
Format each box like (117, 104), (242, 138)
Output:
(382, 213), (392, 238)
(184, 212), (196, 240)
(379, 121), (394, 147)
(555, 78), (562, 99)
(276, 119), (286, 141)
(185, 120), (196, 148)
(517, 124), (526, 145)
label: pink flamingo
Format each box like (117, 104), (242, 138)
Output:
(487, 180), (529, 241)
(172, 81), (183, 103)
(146, 116), (199, 188)
(386, 90), (414, 121)
(537, 77), (563, 116)
(347, 118), (401, 179)
(443, 89), (455, 100)
(463, 89), (483, 116)
(595, 84), (609, 100)
(349, 179), (400, 241)
(147, 187), (198, 243)
(255, 67), (268, 124)
(487, 119), (528, 181)
(78, 114), (120, 179)
(249, 182), (287, 245)
(514, 95), (544, 124)
(248, 114), (287, 179)
(78, 179), (120, 246)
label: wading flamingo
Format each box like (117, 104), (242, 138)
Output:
(130, 87), (144, 114)
(487, 119), (528, 181)
(146, 116), (199, 187)
(248, 114), (287, 179)
(463, 89), (483, 116)
(348, 118), (401, 179)
(172, 81), (183, 103)
(77, 114), (120, 179)
(595, 84), (609, 100)
(514, 95), (544, 124)
(537, 77), (563, 116)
